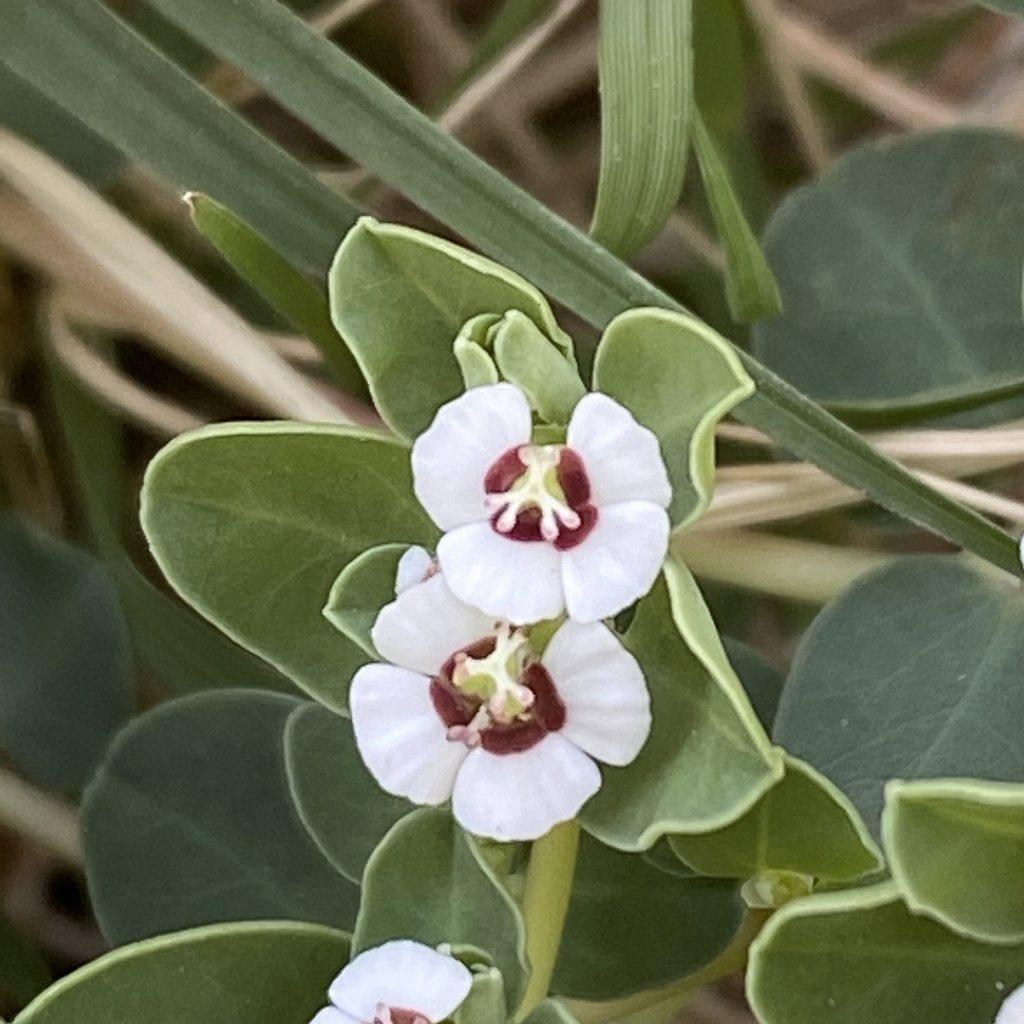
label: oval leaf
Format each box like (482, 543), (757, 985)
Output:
(14, 921), (349, 1024)
(140, 422), (436, 710)
(81, 690), (359, 944)
(884, 777), (1024, 944)
(593, 308), (754, 528)
(773, 556), (1024, 838)
(747, 884), (1024, 1024)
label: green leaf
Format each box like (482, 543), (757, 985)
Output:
(132, 0), (1021, 576)
(49, 364), (293, 697)
(884, 778), (1024, 944)
(0, 513), (132, 792)
(81, 690), (359, 945)
(329, 218), (572, 439)
(580, 561), (783, 850)
(140, 422), (436, 709)
(284, 702), (411, 884)
(723, 638), (784, 733)
(670, 755), (883, 885)
(520, 1001), (579, 1024)
(692, 0), (747, 141)
(593, 308), (755, 528)
(323, 544), (410, 660)
(354, 808), (528, 1010)
(553, 833), (741, 1000)
(457, 966), (508, 1024)
(692, 109), (781, 323)
(0, 0), (357, 278)
(14, 921), (349, 1024)
(754, 130), (1024, 426)
(747, 883), (1024, 1024)
(187, 193), (366, 396)
(0, 911), (50, 1010)
(491, 312), (586, 425)
(590, 0), (692, 255)
(773, 556), (1024, 838)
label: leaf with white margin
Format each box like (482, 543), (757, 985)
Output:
(579, 559), (783, 850)
(330, 217), (575, 439)
(323, 544), (411, 659)
(884, 778), (1024, 945)
(13, 921), (350, 1024)
(141, 422), (437, 711)
(284, 702), (412, 884)
(593, 308), (755, 527)
(747, 883), (1024, 1024)
(670, 754), (883, 884)
(354, 808), (528, 1010)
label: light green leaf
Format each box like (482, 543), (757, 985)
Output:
(580, 561), (783, 850)
(747, 883), (1024, 1024)
(81, 691), (359, 945)
(49, 364), (293, 697)
(670, 755), (883, 885)
(754, 130), (1024, 426)
(553, 833), (741, 1000)
(590, 0), (692, 255)
(692, 109), (781, 323)
(14, 921), (349, 1024)
(284, 702), (411, 884)
(773, 556), (1024, 839)
(133, 0), (1021, 576)
(140, 422), (436, 710)
(329, 218), (572, 439)
(0, 513), (132, 793)
(491, 311), (586, 424)
(884, 778), (1024, 944)
(520, 1000), (579, 1024)
(457, 966), (507, 1024)
(455, 316), (502, 389)
(0, 0), (357, 278)
(593, 307), (754, 528)
(323, 544), (410, 660)
(187, 193), (366, 396)
(354, 809), (528, 1010)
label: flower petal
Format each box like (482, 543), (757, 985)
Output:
(998, 984), (1024, 1024)
(309, 1007), (356, 1024)
(541, 620), (650, 766)
(372, 573), (497, 675)
(329, 940), (473, 1023)
(350, 664), (468, 804)
(566, 392), (671, 509)
(412, 383), (532, 531)
(395, 545), (435, 595)
(560, 501), (669, 623)
(451, 734), (601, 841)
(438, 523), (564, 624)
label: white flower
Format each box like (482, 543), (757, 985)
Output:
(412, 383), (671, 624)
(997, 984), (1024, 1024)
(309, 940), (472, 1024)
(349, 572), (651, 841)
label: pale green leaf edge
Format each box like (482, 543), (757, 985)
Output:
(14, 921), (349, 1022)
(883, 777), (1024, 945)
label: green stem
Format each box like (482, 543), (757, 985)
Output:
(515, 820), (581, 1022)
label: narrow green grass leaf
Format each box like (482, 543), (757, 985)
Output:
(143, 0), (1022, 576)
(0, 0), (358, 277)
(590, 0), (693, 255)
(692, 110), (781, 323)
(187, 193), (366, 396)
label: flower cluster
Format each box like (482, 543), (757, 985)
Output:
(340, 382), (672, 842)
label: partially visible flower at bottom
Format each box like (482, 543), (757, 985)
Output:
(997, 984), (1024, 1024)
(309, 940), (472, 1024)
(350, 572), (651, 841)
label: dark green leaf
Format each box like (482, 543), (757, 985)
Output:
(81, 690), (359, 944)
(284, 702), (411, 884)
(723, 638), (784, 733)
(0, 513), (132, 792)
(14, 921), (349, 1024)
(553, 833), (741, 1000)
(0, 911), (50, 1010)
(590, 0), (692, 255)
(773, 556), (1024, 838)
